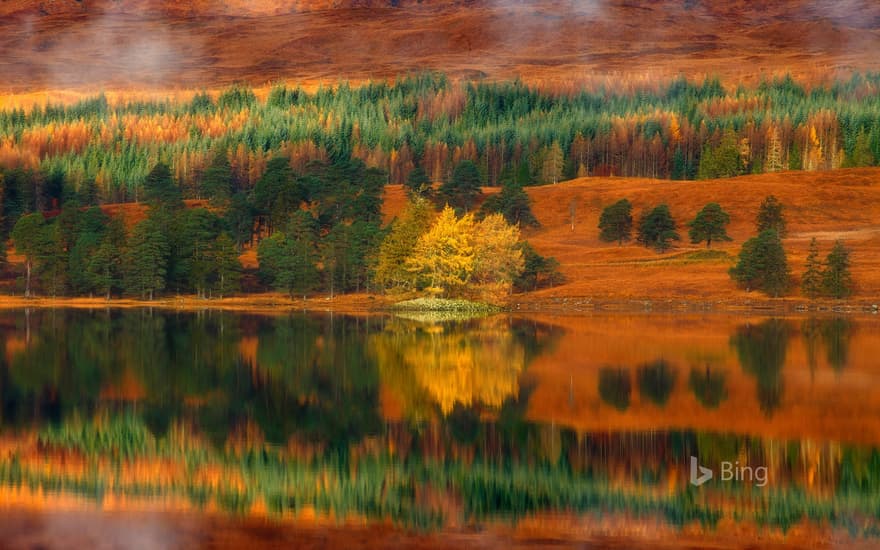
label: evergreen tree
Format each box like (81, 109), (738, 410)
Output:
(257, 212), (319, 297)
(439, 160), (482, 213)
(11, 213), (50, 297)
(88, 238), (120, 300)
(822, 240), (854, 299)
(729, 229), (790, 297)
(225, 191), (255, 249)
(479, 181), (539, 227)
(202, 150), (234, 204)
(688, 203), (732, 248)
(38, 221), (68, 297)
(125, 218), (170, 300)
(404, 166), (431, 198)
(253, 156), (300, 234)
(87, 219), (125, 300)
(598, 199), (633, 245)
(323, 220), (382, 295)
(181, 208), (224, 297)
(513, 241), (563, 292)
(756, 195), (787, 237)
(143, 162), (182, 208)
(637, 204), (680, 252)
(698, 129), (741, 179)
(212, 232), (241, 298)
(800, 238), (823, 299)
(671, 147), (686, 180)
(65, 206), (109, 295)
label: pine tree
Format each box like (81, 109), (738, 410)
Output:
(822, 240), (854, 299)
(479, 181), (538, 227)
(439, 160), (482, 213)
(688, 203), (732, 248)
(257, 212), (319, 297)
(143, 162), (182, 208)
(729, 229), (790, 297)
(514, 241), (563, 291)
(212, 232), (241, 298)
(88, 232), (123, 300)
(202, 150), (234, 205)
(225, 191), (255, 249)
(404, 166), (431, 198)
(11, 213), (50, 297)
(598, 199), (633, 245)
(125, 218), (170, 300)
(637, 204), (680, 252)
(800, 237), (823, 299)
(756, 195), (786, 237)
(253, 156), (300, 234)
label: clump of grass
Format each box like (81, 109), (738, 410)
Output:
(391, 298), (500, 313)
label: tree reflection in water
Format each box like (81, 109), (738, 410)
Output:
(0, 309), (877, 539)
(730, 319), (789, 417)
(599, 367), (631, 411)
(689, 365), (727, 409)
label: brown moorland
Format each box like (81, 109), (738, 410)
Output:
(513, 168), (880, 307)
(1, 0), (879, 95)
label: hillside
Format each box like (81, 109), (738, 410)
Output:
(2, 0), (880, 93)
(382, 168), (880, 305)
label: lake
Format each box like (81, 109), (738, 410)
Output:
(1, 308), (879, 548)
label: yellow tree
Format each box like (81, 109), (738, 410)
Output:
(406, 206), (475, 295)
(472, 213), (525, 294)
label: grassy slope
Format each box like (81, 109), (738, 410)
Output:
(384, 168), (880, 304)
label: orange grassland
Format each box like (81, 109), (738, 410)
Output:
(513, 168), (880, 307)
(385, 168), (880, 308)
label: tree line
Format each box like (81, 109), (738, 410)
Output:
(5, 151), (557, 300)
(597, 195), (855, 298)
(3, 73), (880, 205)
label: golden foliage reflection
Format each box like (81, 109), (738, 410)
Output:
(371, 317), (525, 417)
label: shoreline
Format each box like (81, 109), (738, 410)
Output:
(0, 293), (876, 316)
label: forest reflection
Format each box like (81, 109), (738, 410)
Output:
(0, 310), (877, 536)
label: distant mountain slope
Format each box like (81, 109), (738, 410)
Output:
(1, 0), (879, 92)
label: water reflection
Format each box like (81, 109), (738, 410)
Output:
(0, 309), (877, 541)
(636, 359), (677, 406)
(730, 319), (789, 417)
(370, 316), (538, 418)
(598, 367), (631, 411)
(688, 366), (727, 408)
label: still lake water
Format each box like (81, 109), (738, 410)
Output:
(1, 308), (880, 546)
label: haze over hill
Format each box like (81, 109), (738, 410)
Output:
(2, 0), (880, 92)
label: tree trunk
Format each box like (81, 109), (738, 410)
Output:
(25, 261), (32, 298)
